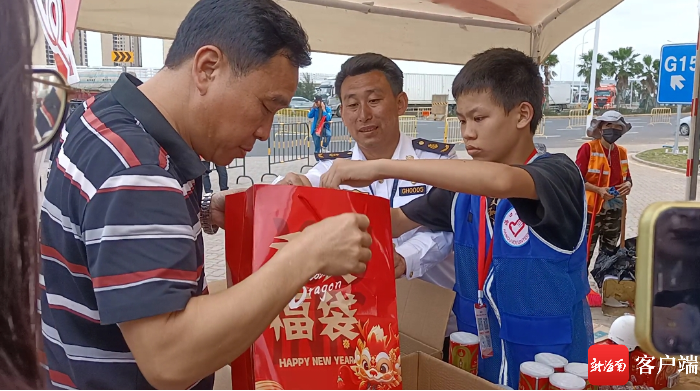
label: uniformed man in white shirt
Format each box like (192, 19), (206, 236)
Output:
(274, 53), (457, 340)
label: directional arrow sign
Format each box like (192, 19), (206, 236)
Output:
(658, 43), (696, 105)
(671, 75), (685, 90)
(111, 51), (134, 63)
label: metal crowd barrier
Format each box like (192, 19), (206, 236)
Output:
(443, 117), (462, 144)
(274, 108), (310, 124)
(260, 123), (314, 182)
(535, 116), (546, 136)
(226, 158), (253, 184)
(404, 107), (432, 118)
(650, 108), (672, 125)
(325, 121), (354, 152)
(399, 115), (418, 138)
(567, 109), (587, 128)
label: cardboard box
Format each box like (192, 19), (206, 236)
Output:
(395, 277), (456, 359)
(602, 277), (636, 317)
(402, 352), (502, 390)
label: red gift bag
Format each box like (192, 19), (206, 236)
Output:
(225, 185), (402, 390)
(315, 115), (326, 136)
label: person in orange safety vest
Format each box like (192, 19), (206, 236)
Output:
(575, 111), (632, 267)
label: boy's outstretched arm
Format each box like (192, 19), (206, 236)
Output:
(319, 158), (538, 200)
(391, 208), (421, 238)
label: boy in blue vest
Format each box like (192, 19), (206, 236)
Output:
(319, 48), (593, 388)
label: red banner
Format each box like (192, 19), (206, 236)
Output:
(33, 0), (81, 84)
(226, 185), (402, 390)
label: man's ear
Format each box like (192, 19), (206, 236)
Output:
(192, 45), (225, 96)
(396, 92), (408, 116)
(516, 101), (535, 131)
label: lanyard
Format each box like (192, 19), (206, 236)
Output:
(476, 148), (538, 303)
(368, 179), (400, 207)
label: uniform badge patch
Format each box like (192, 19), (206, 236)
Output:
(502, 207), (529, 247)
(412, 138), (454, 155)
(315, 151), (352, 161)
(399, 185), (427, 196)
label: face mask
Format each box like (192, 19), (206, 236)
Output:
(602, 128), (623, 144)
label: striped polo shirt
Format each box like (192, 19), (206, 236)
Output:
(39, 74), (214, 389)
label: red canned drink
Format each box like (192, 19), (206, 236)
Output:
(535, 352), (568, 373)
(549, 373), (586, 390)
(518, 361), (554, 390)
(448, 332), (480, 375)
(565, 363), (596, 390)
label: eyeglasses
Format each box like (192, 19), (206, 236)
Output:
(32, 68), (72, 151)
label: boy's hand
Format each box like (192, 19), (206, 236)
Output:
(616, 181), (632, 196)
(320, 159), (383, 189)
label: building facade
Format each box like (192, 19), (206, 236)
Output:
(101, 34), (142, 67)
(33, 29), (89, 67)
(72, 29), (89, 66)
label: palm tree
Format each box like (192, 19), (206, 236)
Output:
(541, 54), (559, 85)
(608, 47), (643, 107)
(577, 50), (612, 88)
(639, 54), (660, 110)
(295, 73), (316, 100)
(540, 54), (559, 108)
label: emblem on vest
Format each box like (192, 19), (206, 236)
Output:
(502, 207), (529, 247)
(399, 185), (427, 196)
(351, 189), (369, 195)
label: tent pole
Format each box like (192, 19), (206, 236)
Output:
(539, 0), (585, 28)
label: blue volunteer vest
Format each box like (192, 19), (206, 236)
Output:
(451, 155), (593, 388)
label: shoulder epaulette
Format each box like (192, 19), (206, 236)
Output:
(412, 138), (455, 155)
(315, 151), (353, 161)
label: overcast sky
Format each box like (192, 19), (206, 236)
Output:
(86, 0), (700, 81)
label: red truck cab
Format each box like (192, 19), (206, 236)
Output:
(594, 85), (616, 109)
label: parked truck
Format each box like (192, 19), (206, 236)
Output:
(594, 85), (617, 109)
(545, 82), (572, 112)
(316, 73), (457, 117)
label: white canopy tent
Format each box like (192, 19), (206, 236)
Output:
(76, 0), (624, 65)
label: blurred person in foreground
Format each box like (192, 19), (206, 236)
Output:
(39, 0), (372, 389)
(274, 53), (457, 354)
(317, 48), (593, 388)
(0, 0), (44, 387)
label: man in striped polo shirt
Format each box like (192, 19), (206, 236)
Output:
(39, 1), (373, 389)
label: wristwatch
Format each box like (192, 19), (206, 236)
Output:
(200, 192), (219, 235)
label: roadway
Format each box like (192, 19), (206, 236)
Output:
(244, 116), (684, 157)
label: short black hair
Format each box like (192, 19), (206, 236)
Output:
(165, 0), (311, 75)
(334, 53), (403, 101)
(452, 48), (543, 133)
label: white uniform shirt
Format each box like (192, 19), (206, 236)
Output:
(273, 133), (457, 334)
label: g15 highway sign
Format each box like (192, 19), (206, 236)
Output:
(658, 43), (696, 105)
